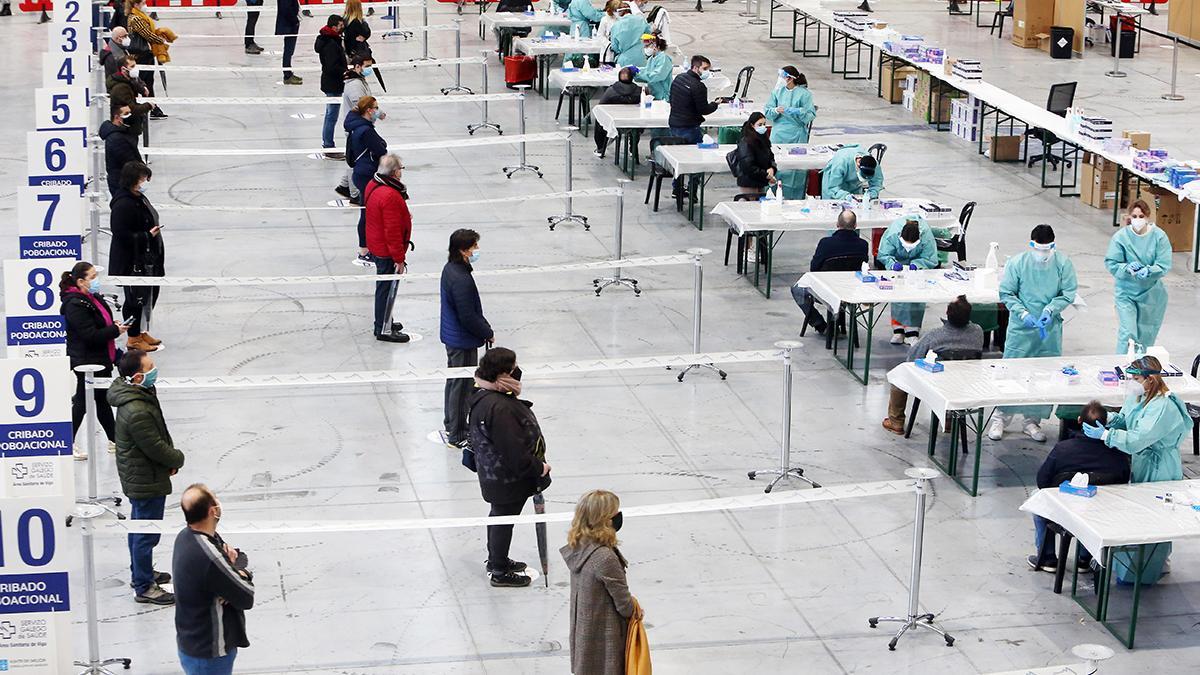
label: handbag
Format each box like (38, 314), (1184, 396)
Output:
(461, 446), (477, 472)
(625, 597), (652, 675)
(128, 31), (151, 55)
(725, 149), (741, 178)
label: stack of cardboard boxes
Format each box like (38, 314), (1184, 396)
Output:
(911, 71), (960, 124)
(1079, 153), (1118, 210)
(881, 61), (919, 104)
(1013, 0), (1055, 49)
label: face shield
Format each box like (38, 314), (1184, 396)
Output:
(1029, 240), (1055, 263)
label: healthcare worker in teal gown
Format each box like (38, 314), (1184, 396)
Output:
(633, 35), (672, 100)
(989, 224), (1078, 443)
(1104, 199), (1172, 354)
(567, 0), (604, 37)
(877, 216), (939, 345)
(1082, 355), (1188, 585)
(763, 66), (816, 199)
(821, 145), (882, 200)
(609, 7), (649, 67)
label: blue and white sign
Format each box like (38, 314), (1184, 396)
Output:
(33, 88), (87, 136)
(25, 131), (85, 192)
(47, 21), (86, 56)
(51, 0), (89, 25)
(2, 260), (74, 359)
(40, 52), (88, 95)
(16, 188), (83, 261)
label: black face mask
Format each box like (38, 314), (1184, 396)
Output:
(511, 367), (523, 381)
(611, 511), (623, 532)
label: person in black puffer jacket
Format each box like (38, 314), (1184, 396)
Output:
(109, 161), (165, 352)
(735, 112), (777, 195)
(468, 347), (550, 589)
(59, 261), (128, 459)
(100, 103), (143, 197)
(592, 67), (641, 158)
(315, 15), (347, 155)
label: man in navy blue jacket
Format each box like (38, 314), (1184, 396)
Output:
(789, 209), (869, 334)
(440, 229), (494, 449)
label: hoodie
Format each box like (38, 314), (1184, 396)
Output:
(99, 120), (143, 193)
(315, 25), (347, 94)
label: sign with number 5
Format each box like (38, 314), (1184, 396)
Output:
(2, 259), (74, 358)
(34, 87), (87, 135)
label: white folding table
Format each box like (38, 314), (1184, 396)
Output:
(590, 101), (752, 179)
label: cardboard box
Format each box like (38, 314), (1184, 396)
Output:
(1036, 33), (1052, 52)
(882, 63), (919, 104)
(1122, 130), (1151, 151)
(912, 70), (960, 123)
(1079, 161), (1118, 208)
(989, 135), (1022, 161)
(1013, 0), (1055, 48)
(1139, 186), (1196, 251)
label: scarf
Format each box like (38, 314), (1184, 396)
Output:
(473, 374), (522, 398)
(66, 288), (117, 363)
(374, 173), (409, 200)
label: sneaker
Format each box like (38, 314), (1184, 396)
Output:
(349, 194), (363, 206)
(149, 107), (168, 120)
(903, 331), (919, 346)
(376, 331), (411, 343)
(890, 330), (905, 345)
(987, 416), (1005, 441)
(108, 441), (117, 454)
(1026, 554), (1057, 573)
(881, 418), (905, 435)
(334, 185), (352, 199)
(391, 321), (404, 333)
(324, 151), (346, 161)
(301, 9), (313, 17)
(135, 583), (175, 605)
(244, 42), (264, 55)
(592, 150), (604, 158)
(354, 252), (375, 267)
(129, 571), (173, 589)
(73, 444), (88, 461)
(283, 75), (304, 86)
(489, 571), (532, 588)
(487, 559), (528, 574)
(1023, 421), (1047, 443)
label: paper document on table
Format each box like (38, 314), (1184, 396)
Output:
(991, 381), (1028, 395)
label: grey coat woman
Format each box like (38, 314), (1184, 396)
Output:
(560, 541), (634, 674)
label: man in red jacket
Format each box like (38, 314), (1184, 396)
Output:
(364, 154), (413, 343)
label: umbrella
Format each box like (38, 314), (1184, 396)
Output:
(158, 70), (169, 97)
(532, 490), (549, 587)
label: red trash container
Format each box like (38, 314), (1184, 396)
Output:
(504, 55), (536, 89)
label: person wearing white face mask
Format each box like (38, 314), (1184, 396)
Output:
(989, 224), (1078, 442)
(632, 35), (672, 100)
(1104, 199), (1172, 354)
(877, 217), (939, 345)
(101, 27), (132, 79)
(733, 112), (777, 197)
(440, 229), (495, 451)
(764, 65), (816, 199)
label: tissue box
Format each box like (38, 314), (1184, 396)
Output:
(915, 358), (944, 373)
(855, 270), (878, 282)
(697, 142), (719, 149)
(1059, 481), (1097, 498)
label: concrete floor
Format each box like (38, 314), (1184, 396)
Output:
(1, 1), (1199, 673)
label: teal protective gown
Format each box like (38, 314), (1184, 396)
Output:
(1103, 226), (1172, 354)
(610, 15), (649, 67)
(567, 0), (604, 37)
(877, 215), (939, 330)
(1104, 391), (1189, 585)
(998, 250), (1077, 422)
(764, 84), (816, 199)
(821, 145), (883, 200)
(633, 51), (672, 100)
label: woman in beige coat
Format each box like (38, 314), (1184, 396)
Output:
(561, 490), (640, 675)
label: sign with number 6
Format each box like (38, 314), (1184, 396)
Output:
(26, 130), (86, 191)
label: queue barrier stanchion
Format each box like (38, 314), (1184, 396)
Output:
(72, 504), (133, 675)
(593, 183), (639, 295)
(502, 87), (542, 177)
(868, 467), (956, 650)
(416, 0), (432, 61)
(1163, 36), (1185, 101)
(547, 132), (588, 230)
(746, 340), (817, 489)
(69, 365), (125, 526)
(467, 50), (502, 134)
(440, 19), (473, 95)
(672, 250), (729, 382)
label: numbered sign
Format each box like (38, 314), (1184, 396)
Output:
(33, 87), (87, 134)
(2, 259), (74, 358)
(51, 0), (88, 25)
(25, 131), (86, 191)
(41, 52), (89, 93)
(16, 187), (84, 261)
(47, 21), (85, 56)
(0, 357), (73, 480)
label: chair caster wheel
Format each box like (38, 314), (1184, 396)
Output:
(676, 373), (684, 382)
(763, 484), (773, 494)
(634, 289), (641, 296)
(719, 370), (727, 379)
(888, 639), (897, 651)
(594, 289), (602, 296)
(945, 636), (954, 646)
(747, 471), (756, 480)
(868, 618), (878, 628)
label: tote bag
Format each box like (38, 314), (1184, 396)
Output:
(625, 597), (651, 675)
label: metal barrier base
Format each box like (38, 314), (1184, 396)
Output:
(467, 121), (502, 135)
(503, 163), (542, 178)
(548, 213), (589, 231)
(593, 275), (640, 296)
(672, 362), (727, 382)
(748, 467), (819, 493)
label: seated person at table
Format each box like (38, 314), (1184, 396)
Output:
(734, 112), (776, 197)
(877, 216), (939, 346)
(881, 295), (984, 435)
(821, 145), (882, 200)
(591, 67), (641, 159)
(789, 210), (868, 335)
(1027, 401), (1130, 573)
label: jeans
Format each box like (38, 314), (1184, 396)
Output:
(487, 499), (527, 570)
(352, 172), (370, 247)
(322, 95), (340, 149)
(179, 648), (237, 675)
(122, 284), (160, 337)
(72, 367), (116, 443)
(1034, 515), (1091, 565)
(790, 283), (825, 332)
(443, 347), (479, 444)
(128, 496), (166, 594)
(373, 257), (397, 335)
(669, 126), (703, 190)
(281, 36), (297, 78)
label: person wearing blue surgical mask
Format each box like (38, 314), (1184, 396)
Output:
(989, 224), (1078, 442)
(763, 66), (816, 199)
(1104, 199), (1172, 354)
(877, 216), (939, 345)
(733, 112), (777, 197)
(440, 229), (495, 452)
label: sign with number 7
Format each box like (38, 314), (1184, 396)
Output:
(16, 187), (84, 261)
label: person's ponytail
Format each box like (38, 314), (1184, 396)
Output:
(59, 261), (94, 292)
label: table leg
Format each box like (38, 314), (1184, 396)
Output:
(765, 230), (774, 298)
(968, 408), (983, 496)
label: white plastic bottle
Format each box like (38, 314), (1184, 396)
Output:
(985, 241), (999, 270)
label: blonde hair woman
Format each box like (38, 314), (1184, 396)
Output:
(561, 490), (640, 675)
(343, 0), (384, 91)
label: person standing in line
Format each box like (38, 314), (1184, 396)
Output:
(110, 349), (185, 605)
(60, 261), (127, 461)
(345, 96), (389, 265)
(1104, 199), (1172, 353)
(100, 104), (142, 198)
(276, 0), (303, 85)
(440, 229), (494, 450)
(468, 347), (550, 588)
(244, 0), (265, 54)
(342, 0), (384, 91)
(99, 26), (131, 79)
(561, 489), (640, 674)
(109, 161), (165, 352)
(334, 54), (377, 204)
(364, 153), (412, 344)
(173, 484), (255, 675)
(315, 14), (347, 159)
(125, 0), (172, 119)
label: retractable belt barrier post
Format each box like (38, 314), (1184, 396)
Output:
(592, 182), (639, 295)
(548, 130), (587, 230)
(746, 341), (818, 491)
(503, 86), (541, 177)
(70, 366), (125, 523)
(73, 505), (132, 675)
(671, 250), (728, 382)
(468, 49), (502, 135)
(440, 19), (472, 94)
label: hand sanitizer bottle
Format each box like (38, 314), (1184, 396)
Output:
(985, 241), (999, 270)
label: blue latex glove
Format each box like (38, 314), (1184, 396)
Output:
(891, 262), (904, 272)
(1135, 266), (1150, 279)
(1082, 422), (1106, 439)
(1126, 261), (1143, 275)
(627, 66), (640, 75)
(1038, 309), (1053, 328)
(1021, 312), (1039, 329)
(784, 106), (802, 116)
(908, 263), (918, 271)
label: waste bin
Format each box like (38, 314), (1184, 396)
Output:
(1050, 26), (1074, 59)
(1111, 29), (1135, 58)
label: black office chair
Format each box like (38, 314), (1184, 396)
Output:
(990, 1), (1014, 37)
(936, 201), (976, 262)
(644, 136), (692, 212)
(868, 143), (887, 165)
(724, 193), (763, 272)
(1189, 353), (1200, 455)
(904, 348), (985, 447)
(798, 254), (869, 350)
(1026, 82), (1077, 171)
(733, 66), (755, 100)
